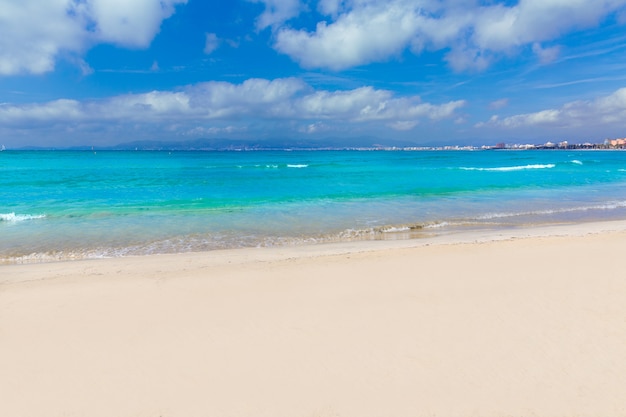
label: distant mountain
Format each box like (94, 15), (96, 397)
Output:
(13, 136), (473, 151)
(106, 136), (420, 151)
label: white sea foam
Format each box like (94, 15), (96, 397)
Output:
(377, 223), (423, 233)
(0, 213), (46, 223)
(379, 226), (411, 233)
(477, 201), (626, 220)
(571, 160), (583, 165)
(287, 164), (308, 168)
(460, 164), (555, 172)
(423, 220), (494, 229)
(424, 222), (452, 229)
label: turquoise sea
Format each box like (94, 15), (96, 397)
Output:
(2, 149), (626, 263)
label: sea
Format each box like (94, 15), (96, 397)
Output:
(2, 149), (626, 263)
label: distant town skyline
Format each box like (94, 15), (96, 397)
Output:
(7, 135), (626, 152)
(2, 0), (626, 149)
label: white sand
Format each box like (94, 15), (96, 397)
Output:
(2, 221), (626, 417)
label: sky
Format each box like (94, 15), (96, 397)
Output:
(2, 0), (626, 148)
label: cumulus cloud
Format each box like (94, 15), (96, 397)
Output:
(0, 78), (465, 136)
(104, 91), (192, 118)
(249, 0), (304, 29)
(188, 78), (309, 118)
(0, 99), (83, 124)
(275, 2), (422, 70)
(317, 0), (346, 16)
(0, 1), (85, 75)
(0, 0), (186, 75)
(87, 0), (185, 47)
(476, 87), (626, 129)
(272, 0), (626, 71)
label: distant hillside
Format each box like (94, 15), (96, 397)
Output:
(13, 136), (474, 151)
(105, 137), (421, 151)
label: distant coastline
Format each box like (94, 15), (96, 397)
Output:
(4, 137), (626, 152)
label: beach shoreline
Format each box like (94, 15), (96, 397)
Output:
(2, 220), (626, 416)
(4, 218), (626, 275)
(6, 149), (626, 266)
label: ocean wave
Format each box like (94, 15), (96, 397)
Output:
(476, 201), (626, 220)
(236, 164), (279, 169)
(571, 160), (583, 165)
(287, 164), (309, 168)
(423, 221), (455, 229)
(375, 223), (423, 233)
(422, 220), (497, 229)
(460, 164), (555, 172)
(1, 250), (108, 265)
(0, 212), (46, 223)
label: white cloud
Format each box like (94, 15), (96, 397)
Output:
(0, 99), (83, 123)
(444, 47), (492, 72)
(300, 121), (330, 134)
(188, 78), (309, 118)
(317, 0), (346, 16)
(0, 0), (186, 75)
(105, 91), (192, 118)
(474, 0), (624, 50)
(87, 0), (185, 47)
(249, 0), (304, 29)
(204, 33), (221, 54)
(297, 87), (391, 119)
(0, 0), (85, 74)
(489, 98), (509, 110)
(184, 126), (247, 136)
(271, 0), (626, 71)
(0, 78), (465, 137)
(388, 120), (419, 131)
(476, 87), (626, 129)
(275, 2), (422, 70)
(293, 85), (466, 123)
(532, 43), (560, 64)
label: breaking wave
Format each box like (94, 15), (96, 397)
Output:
(460, 164), (556, 172)
(476, 201), (626, 220)
(0, 213), (46, 223)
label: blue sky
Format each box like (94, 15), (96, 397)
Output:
(2, 0), (626, 148)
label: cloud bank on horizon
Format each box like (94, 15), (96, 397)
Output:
(1, 0), (626, 147)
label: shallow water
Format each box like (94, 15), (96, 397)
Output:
(2, 149), (626, 263)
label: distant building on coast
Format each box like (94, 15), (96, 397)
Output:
(492, 139), (615, 150)
(606, 138), (626, 148)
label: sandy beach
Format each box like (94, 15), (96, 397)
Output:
(2, 221), (626, 417)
